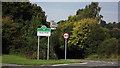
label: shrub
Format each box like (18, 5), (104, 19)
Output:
(97, 38), (119, 58)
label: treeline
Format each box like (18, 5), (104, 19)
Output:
(2, 2), (56, 59)
(2, 2), (120, 59)
(51, 2), (120, 59)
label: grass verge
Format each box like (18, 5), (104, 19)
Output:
(2, 55), (82, 65)
(85, 54), (120, 61)
(85, 58), (119, 61)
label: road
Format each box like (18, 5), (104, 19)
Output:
(49, 60), (119, 66)
(1, 60), (120, 68)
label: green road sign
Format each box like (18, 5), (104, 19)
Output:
(37, 26), (51, 36)
(37, 26), (51, 32)
(37, 25), (51, 60)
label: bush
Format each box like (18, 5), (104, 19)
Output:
(97, 38), (119, 58)
(86, 54), (99, 59)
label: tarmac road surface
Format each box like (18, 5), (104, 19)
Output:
(1, 60), (120, 68)
(49, 60), (119, 66)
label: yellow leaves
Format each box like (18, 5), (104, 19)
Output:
(68, 40), (71, 44)
(78, 45), (84, 48)
(2, 16), (12, 24)
(76, 18), (97, 26)
(58, 17), (98, 49)
(68, 18), (98, 48)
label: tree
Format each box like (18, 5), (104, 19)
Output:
(68, 18), (97, 48)
(84, 26), (110, 57)
(2, 2), (50, 59)
(76, 2), (102, 21)
(67, 18), (98, 58)
(98, 38), (119, 58)
(51, 2), (103, 59)
(110, 29), (120, 39)
(117, 22), (120, 29)
(100, 20), (106, 27)
(2, 16), (21, 54)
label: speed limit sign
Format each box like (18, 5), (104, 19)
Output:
(63, 33), (70, 60)
(63, 33), (70, 39)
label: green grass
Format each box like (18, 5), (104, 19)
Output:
(85, 58), (119, 61)
(85, 54), (120, 61)
(2, 55), (82, 65)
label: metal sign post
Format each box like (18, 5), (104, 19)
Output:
(37, 36), (40, 60)
(37, 25), (51, 60)
(47, 36), (50, 60)
(65, 39), (67, 60)
(63, 33), (70, 60)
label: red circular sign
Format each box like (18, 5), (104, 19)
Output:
(63, 33), (70, 39)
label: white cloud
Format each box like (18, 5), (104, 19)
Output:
(30, 0), (119, 2)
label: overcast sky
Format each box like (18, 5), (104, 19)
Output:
(30, 2), (118, 23)
(30, 0), (119, 2)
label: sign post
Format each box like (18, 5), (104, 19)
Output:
(37, 36), (40, 60)
(63, 33), (70, 60)
(37, 25), (51, 60)
(47, 36), (50, 60)
(65, 39), (67, 60)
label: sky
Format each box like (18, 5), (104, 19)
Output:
(30, 0), (119, 2)
(30, 2), (118, 23)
